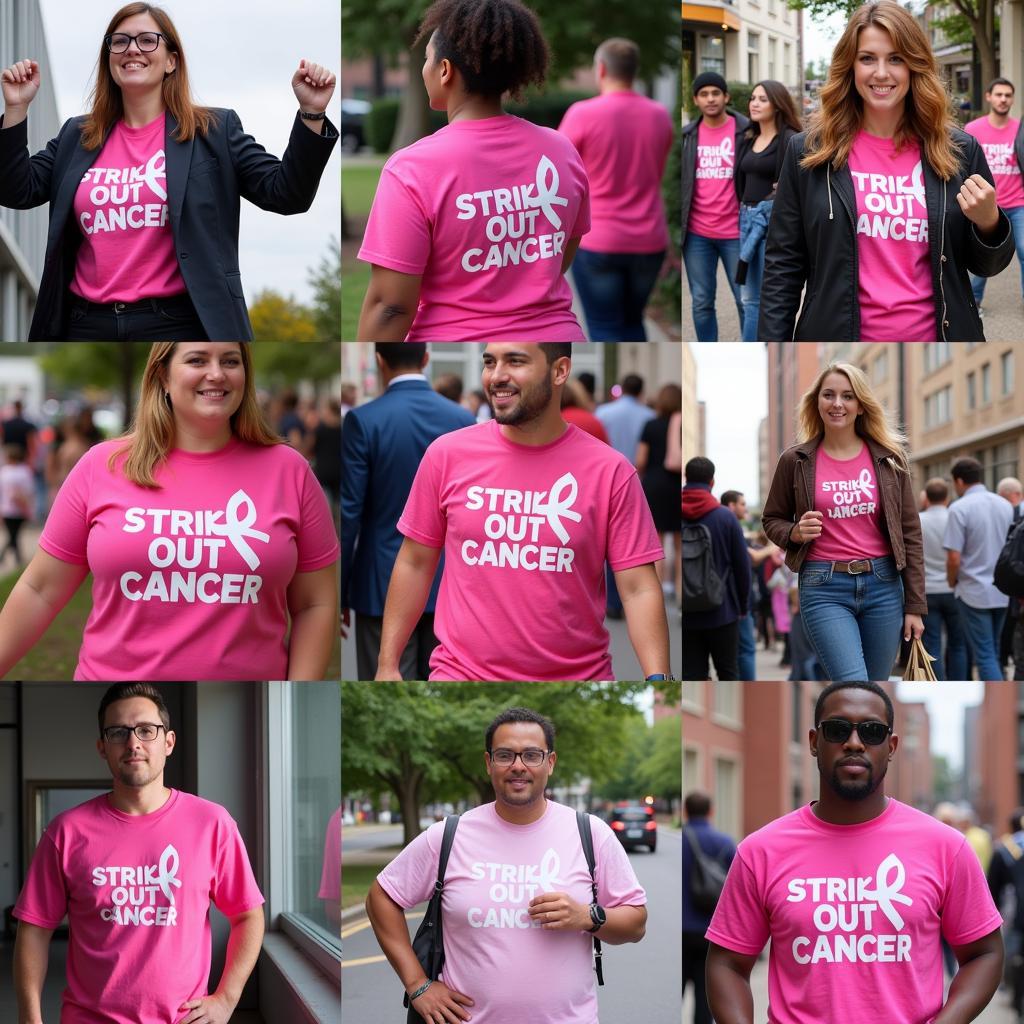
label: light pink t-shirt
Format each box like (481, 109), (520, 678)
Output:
(806, 444), (890, 562)
(849, 130), (934, 342)
(39, 438), (339, 681)
(688, 117), (740, 240)
(14, 790), (264, 1024)
(706, 800), (1002, 1024)
(358, 114), (590, 341)
(558, 91), (672, 253)
(397, 420), (663, 681)
(318, 806), (341, 902)
(378, 800), (645, 1024)
(70, 113), (186, 304)
(965, 116), (1024, 210)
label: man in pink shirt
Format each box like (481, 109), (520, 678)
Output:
(705, 682), (1004, 1024)
(558, 39), (673, 341)
(374, 342), (672, 682)
(365, 706), (647, 1023)
(14, 683), (265, 1024)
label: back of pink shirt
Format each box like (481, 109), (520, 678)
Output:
(849, 130), (934, 342)
(965, 116), (1024, 210)
(14, 790), (264, 1024)
(558, 92), (672, 253)
(688, 117), (740, 240)
(70, 114), (186, 303)
(807, 444), (890, 561)
(358, 115), (589, 341)
(397, 420), (663, 681)
(39, 438), (339, 680)
(377, 801), (645, 1024)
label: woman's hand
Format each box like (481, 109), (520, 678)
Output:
(291, 59), (336, 114)
(1, 58), (41, 111)
(789, 510), (823, 544)
(956, 174), (999, 235)
(903, 613), (924, 643)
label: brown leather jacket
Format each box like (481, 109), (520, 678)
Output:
(761, 435), (927, 615)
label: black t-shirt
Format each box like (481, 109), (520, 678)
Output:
(740, 134), (780, 204)
(1, 415), (36, 452)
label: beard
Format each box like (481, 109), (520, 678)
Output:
(826, 761), (886, 802)
(492, 374), (553, 427)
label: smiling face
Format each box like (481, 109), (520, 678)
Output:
(162, 344), (245, 435)
(853, 25), (910, 120)
(749, 85), (776, 125)
(97, 696), (175, 789)
(107, 11), (176, 96)
(481, 345), (566, 426)
(817, 371), (862, 433)
(486, 722), (555, 811)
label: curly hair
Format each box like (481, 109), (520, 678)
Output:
(801, 1), (960, 180)
(415, 0), (549, 101)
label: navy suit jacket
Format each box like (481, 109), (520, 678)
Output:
(0, 108), (337, 340)
(341, 379), (475, 616)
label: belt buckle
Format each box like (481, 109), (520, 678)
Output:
(848, 559), (870, 575)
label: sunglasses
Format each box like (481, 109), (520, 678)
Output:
(817, 719), (891, 746)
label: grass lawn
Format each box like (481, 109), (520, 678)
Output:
(342, 160), (385, 218)
(342, 863), (382, 910)
(341, 259), (370, 342)
(341, 161), (383, 341)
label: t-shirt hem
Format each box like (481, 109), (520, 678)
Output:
(37, 535), (88, 566)
(356, 247), (426, 275)
(296, 547), (341, 573)
(703, 927), (764, 955)
(216, 896), (266, 917)
(608, 547), (666, 571)
(945, 912), (1004, 947)
(376, 870), (413, 910)
(11, 907), (63, 929)
(397, 521), (444, 549)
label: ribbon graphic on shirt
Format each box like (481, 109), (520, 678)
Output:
(535, 473), (583, 545)
(537, 849), (563, 892)
(92, 845), (187, 928)
(851, 159), (929, 242)
(78, 148), (171, 236)
(466, 848), (569, 929)
(156, 844), (183, 906)
(526, 155), (569, 229)
(209, 490), (272, 571)
(821, 466), (878, 520)
(143, 150), (168, 201)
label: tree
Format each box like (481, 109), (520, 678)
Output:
(250, 340), (342, 393)
(635, 714), (682, 806)
(40, 342), (139, 420)
(248, 290), (317, 344)
(307, 237), (342, 343)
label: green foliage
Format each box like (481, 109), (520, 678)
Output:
(786, 0), (862, 19)
(635, 714), (682, 801)
(366, 98), (445, 153)
(250, 341), (342, 389)
(506, 90), (594, 129)
(660, 89), (682, 316)
(726, 81), (753, 119)
(931, 12), (974, 46)
(40, 342), (141, 415)
(249, 290), (317, 344)
(307, 238), (342, 343)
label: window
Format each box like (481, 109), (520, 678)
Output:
(784, 42), (791, 84)
(982, 363), (991, 404)
(700, 34), (725, 76)
(967, 371), (976, 410)
(993, 440), (1019, 483)
(924, 386), (951, 428)
(713, 756), (741, 838)
(1003, 350), (1014, 397)
(683, 745), (701, 793)
(873, 349), (889, 384)
(712, 681), (742, 725)
(768, 36), (777, 79)
(747, 32), (760, 84)
(682, 681), (703, 712)
(923, 341), (951, 374)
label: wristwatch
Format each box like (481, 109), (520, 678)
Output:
(299, 109), (327, 121)
(588, 903), (606, 932)
(645, 674), (676, 681)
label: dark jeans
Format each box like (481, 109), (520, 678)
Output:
(1, 517), (26, 564)
(683, 232), (742, 341)
(737, 612), (756, 680)
(955, 598), (1006, 681)
(355, 612), (437, 681)
(66, 292), (208, 340)
(683, 931), (712, 1024)
(682, 621), (739, 680)
(921, 591), (969, 681)
(571, 248), (664, 341)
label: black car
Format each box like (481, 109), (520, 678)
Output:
(341, 98), (372, 153)
(609, 804), (657, 852)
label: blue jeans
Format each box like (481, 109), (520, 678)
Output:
(737, 612), (756, 680)
(572, 249), (664, 341)
(921, 591), (968, 680)
(798, 557), (904, 681)
(971, 204), (1024, 303)
(955, 598), (1006, 680)
(739, 203), (771, 342)
(683, 232), (743, 341)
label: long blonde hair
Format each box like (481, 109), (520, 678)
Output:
(108, 343), (281, 488)
(81, 3), (214, 151)
(797, 362), (910, 472)
(801, 1), (960, 180)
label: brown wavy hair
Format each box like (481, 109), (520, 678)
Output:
(81, 3), (214, 151)
(108, 343), (281, 489)
(801, 1), (959, 179)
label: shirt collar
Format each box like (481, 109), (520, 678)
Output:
(387, 373), (429, 387)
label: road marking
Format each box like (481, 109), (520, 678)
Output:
(341, 910), (425, 942)
(342, 954), (387, 968)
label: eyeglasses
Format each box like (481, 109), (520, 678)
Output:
(488, 748), (550, 767)
(102, 723), (166, 743)
(104, 32), (167, 54)
(817, 719), (891, 746)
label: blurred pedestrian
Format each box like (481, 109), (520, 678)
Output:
(997, 477), (1023, 672)
(341, 383), (357, 418)
(722, 491), (758, 678)
(433, 373), (464, 405)
(576, 371), (598, 411)
(1, 400), (38, 464)
(559, 38), (672, 341)
(464, 388), (492, 423)
(45, 410), (100, 510)
(767, 553), (794, 667)
(277, 388), (307, 452)
(945, 457), (1012, 680)
(560, 378), (607, 442)
(312, 397), (341, 522)
(988, 808), (1024, 1022)
(0, 444), (34, 568)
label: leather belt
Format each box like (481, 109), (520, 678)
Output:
(831, 559), (873, 574)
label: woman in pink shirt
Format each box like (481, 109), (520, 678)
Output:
(0, 342), (339, 681)
(759, 0), (1015, 342)
(356, 0), (590, 341)
(762, 363), (926, 681)
(0, 3), (337, 341)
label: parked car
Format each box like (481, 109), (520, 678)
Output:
(609, 803), (657, 852)
(341, 98), (372, 153)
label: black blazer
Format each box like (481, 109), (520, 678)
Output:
(0, 108), (337, 340)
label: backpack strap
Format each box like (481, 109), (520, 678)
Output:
(576, 810), (604, 986)
(436, 814), (460, 888)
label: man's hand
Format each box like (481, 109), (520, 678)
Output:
(374, 663), (403, 681)
(176, 993), (235, 1024)
(527, 891), (590, 931)
(409, 979), (475, 1023)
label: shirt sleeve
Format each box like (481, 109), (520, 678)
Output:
(211, 816), (265, 917)
(296, 460), (341, 572)
(396, 444), (447, 549)
(942, 505), (966, 554)
(606, 469), (664, 571)
(376, 823), (443, 909)
(940, 839), (1004, 946)
(571, 167), (591, 240)
(12, 830), (69, 929)
(37, 445), (96, 565)
(357, 162), (432, 275)
(592, 820), (646, 907)
(557, 104), (585, 155)
(704, 851), (771, 955)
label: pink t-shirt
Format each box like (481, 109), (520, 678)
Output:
(558, 91), (672, 253)
(687, 117), (740, 240)
(806, 444), (890, 562)
(318, 806), (341, 901)
(39, 438), (339, 681)
(965, 116), (1024, 210)
(706, 800), (1002, 1024)
(14, 789), (264, 1024)
(397, 420), (663, 681)
(377, 800), (645, 1024)
(358, 114), (589, 341)
(70, 113), (186, 304)
(849, 130), (934, 342)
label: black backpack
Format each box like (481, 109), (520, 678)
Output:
(683, 826), (730, 914)
(994, 508), (1024, 598)
(682, 522), (725, 612)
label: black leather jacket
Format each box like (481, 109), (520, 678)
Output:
(757, 129), (1015, 341)
(682, 110), (750, 238)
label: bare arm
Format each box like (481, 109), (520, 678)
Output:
(14, 921), (53, 1024)
(946, 549), (961, 590)
(286, 563), (339, 680)
(614, 562), (671, 678)
(635, 441), (649, 475)
(355, 266), (422, 342)
(706, 942), (759, 1024)
(376, 537), (442, 680)
(933, 928), (1003, 1024)
(561, 237), (582, 274)
(526, 890), (645, 943)
(0, 549), (89, 678)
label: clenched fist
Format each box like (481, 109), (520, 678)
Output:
(291, 58), (336, 114)
(790, 510), (824, 544)
(1, 58), (41, 110)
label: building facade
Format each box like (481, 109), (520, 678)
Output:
(970, 681), (1023, 835)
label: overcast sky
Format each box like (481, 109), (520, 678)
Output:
(896, 682), (982, 773)
(37, 0), (341, 307)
